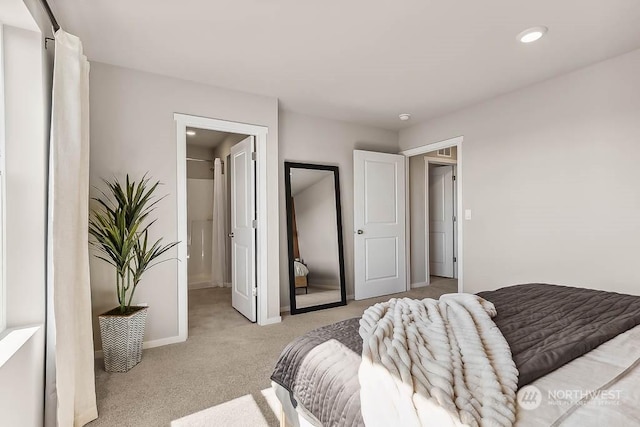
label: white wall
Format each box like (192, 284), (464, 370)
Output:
(0, 14), (50, 427)
(186, 144), (214, 179)
(186, 179), (214, 223)
(212, 133), (247, 161)
(186, 179), (213, 286)
(279, 110), (398, 308)
(89, 62), (280, 348)
(294, 174), (340, 287)
(409, 155), (427, 285)
(400, 48), (640, 296)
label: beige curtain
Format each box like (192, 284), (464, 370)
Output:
(45, 30), (97, 427)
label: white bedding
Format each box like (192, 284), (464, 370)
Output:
(294, 261), (309, 277)
(516, 324), (640, 426)
(275, 326), (640, 427)
(359, 294), (518, 427)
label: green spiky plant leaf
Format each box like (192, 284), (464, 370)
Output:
(89, 174), (178, 314)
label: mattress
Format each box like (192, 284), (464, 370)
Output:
(271, 284), (640, 426)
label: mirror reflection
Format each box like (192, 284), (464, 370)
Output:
(286, 163), (346, 314)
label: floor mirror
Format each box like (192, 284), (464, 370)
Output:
(285, 162), (347, 314)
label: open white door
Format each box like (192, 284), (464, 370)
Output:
(354, 150), (406, 300)
(429, 165), (454, 278)
(230, 136), (257, 322)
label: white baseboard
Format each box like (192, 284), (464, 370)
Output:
(94, 334), (185, 359)
(260, 316), (281, 326)
(411, 282), (430, 289)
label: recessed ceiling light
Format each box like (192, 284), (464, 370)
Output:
(186, 130), (196, 136)
(399, 113), (411, 121)
(518, 26), (548, 43)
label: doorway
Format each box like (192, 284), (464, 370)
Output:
(402, 136), (463, 293)
(427, 162), (457, 279)
(175, 114), (269, 341)
(184, 127), (254, 332)
(352, 136), (463, 301)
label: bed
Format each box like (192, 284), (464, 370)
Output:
(271, 284), (640, 426)
(294, 260), (309, 293)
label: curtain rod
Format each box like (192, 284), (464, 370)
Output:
(39, 0), (61, 32)
(186, 157), (224, 174)
(186, 157), (214, 163)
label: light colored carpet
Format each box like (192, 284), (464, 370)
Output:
(89, 279), (457, 426)
(170, 388), (281, 427)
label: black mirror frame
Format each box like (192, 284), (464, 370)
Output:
(284, 162), (347, 315)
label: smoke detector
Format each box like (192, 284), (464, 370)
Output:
(399, 113), (411, 121)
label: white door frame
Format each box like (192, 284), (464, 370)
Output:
(400, 135), (464, 293)
(175, 113), (269, 341)
(425, 161), (457, 280)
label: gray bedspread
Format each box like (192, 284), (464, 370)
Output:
(271, 318), (364, 426)
(477, 283), (640, 387)
(271, 284), (640, 426)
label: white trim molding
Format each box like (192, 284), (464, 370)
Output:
(174, 113), (271, 342)
(401, 135), (464, 294)
(0, 325), (41, 368)
(94, 334), (184, 359)
(259, 316), (282, 326)
(400, 136), (463, 158)
(423, 156), (457, 165)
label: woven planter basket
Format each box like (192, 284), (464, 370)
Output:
(99, 306), (148, 373)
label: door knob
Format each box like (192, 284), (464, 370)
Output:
(228, 232), (234, 238)
(357, 229), (364, 235)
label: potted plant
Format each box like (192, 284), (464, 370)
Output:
(89, 175), (177, 372)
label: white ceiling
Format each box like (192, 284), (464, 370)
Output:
(52, 0), (640, 130)
(186, 128), (232, 149)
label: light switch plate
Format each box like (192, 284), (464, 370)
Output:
(464, 209), (472, 220)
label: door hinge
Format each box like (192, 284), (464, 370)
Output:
(452, 175), (456, 181)
(453, 257), (457, 263)
(252, 287), (257, 296)
(453, 215), (457, 222)
(251, 152), (257, 161)
(252, 219), (258, 229)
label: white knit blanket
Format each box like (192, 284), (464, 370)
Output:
(359, 294), (519, 427)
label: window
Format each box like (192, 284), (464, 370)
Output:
(437, 147), (452, 158)
(0, 24), (5, 333)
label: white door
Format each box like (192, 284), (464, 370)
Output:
(429, 165), (454, 278)
(230, 136), (257, 322)
(354, 150), (406, 300)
